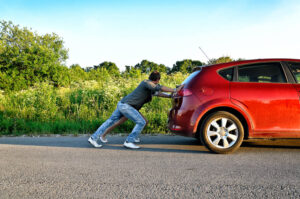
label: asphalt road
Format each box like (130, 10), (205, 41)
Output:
(0, 135), (299, 199)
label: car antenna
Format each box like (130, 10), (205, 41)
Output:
(198, 46), (211, 64)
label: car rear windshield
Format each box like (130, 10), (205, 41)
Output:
(182, 69), (201, 85)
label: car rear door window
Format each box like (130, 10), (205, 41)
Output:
(219, 68), (234, 81)
(238, 62), (286, 83)
(287, 62), (300, 83)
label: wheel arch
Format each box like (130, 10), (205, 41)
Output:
(195, 106), (249, 140)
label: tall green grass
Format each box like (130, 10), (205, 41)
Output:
(0, 72), (187, 135)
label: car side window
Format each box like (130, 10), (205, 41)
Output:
(287, 62), (300, 83)
(219, 68), (233, 81)
(238, 63), (286, 83)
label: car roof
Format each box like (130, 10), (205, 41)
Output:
(207, 58), (300, 68)
(201, 58), (300, 70)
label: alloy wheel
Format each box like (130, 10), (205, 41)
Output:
(206, 117), (239, 149)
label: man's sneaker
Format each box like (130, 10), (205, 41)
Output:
(133, 138), (140, 143)
(99, 136), (108, 143)
(123, 141), (140, 149)
(88, 137), (102, 148)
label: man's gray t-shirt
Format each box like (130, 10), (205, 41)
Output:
(121, 80), (162, 110)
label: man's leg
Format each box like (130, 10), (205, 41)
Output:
(90, 106), (123, 141)
(131, 112), (148, 143)
(118, 103), (146, 143)
(100, 116), (128, 142)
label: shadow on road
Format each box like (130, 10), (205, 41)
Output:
(0, 135), (210, 154)
(242, 139), (300, 149)
(0, 135), (299, 154)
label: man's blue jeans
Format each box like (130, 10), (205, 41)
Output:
(91, 102), (146, 143)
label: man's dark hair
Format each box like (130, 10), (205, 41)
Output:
(149, 71), (161, 81)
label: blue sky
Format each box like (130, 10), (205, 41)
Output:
(1, 0), (300, 70)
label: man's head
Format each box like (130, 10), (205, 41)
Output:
(149, 71), (161, 84)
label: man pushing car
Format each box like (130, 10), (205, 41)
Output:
(88, 71), (183, 149)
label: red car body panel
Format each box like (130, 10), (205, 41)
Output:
(168, 58), (300, 139)
(231, 82), (300, 137)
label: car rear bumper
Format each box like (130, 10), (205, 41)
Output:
(168, 108), (196, 137)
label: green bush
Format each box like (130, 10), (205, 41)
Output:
(0, 72), (187, 135)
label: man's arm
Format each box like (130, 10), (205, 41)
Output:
(161, 84), (184, 93)
(153, 91), (172, 98)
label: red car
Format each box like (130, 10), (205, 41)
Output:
(168, 59), (300, 153)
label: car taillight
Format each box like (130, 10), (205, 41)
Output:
(177, 88), (192, 97)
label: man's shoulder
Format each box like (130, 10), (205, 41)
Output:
(143, 79), (155, 86)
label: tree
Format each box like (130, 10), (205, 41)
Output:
(134, 60), (169, 73)
(208, 56), (234, 65)
(69, 64), (87, 82)
(171, 59), (204, 73)
(93, 61), (120, 76)
(122, 65), (142, 78)
(0, 20), (69, 90)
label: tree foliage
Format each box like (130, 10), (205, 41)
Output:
(93, 61), (120, 76)
(208, 56), (244, 65)
(134, 60), (170, 73)
(0, 20), (69, 90)
(123, 65), (142, 78)
(171, 59), (204, 73)
(69, 64), (87, 83)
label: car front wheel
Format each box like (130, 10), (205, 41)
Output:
(200, 111), (244, 154)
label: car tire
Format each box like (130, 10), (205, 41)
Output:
(200, 111), (244, 154)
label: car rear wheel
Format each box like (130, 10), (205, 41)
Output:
(200, 111), (244, 154)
